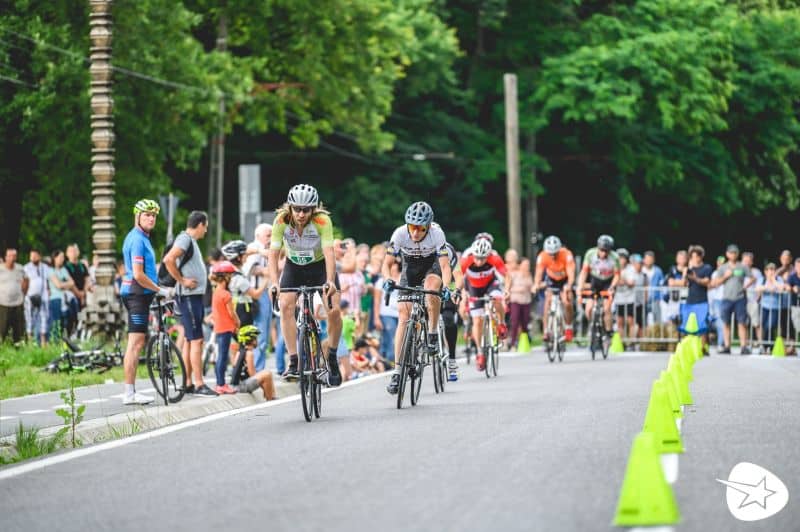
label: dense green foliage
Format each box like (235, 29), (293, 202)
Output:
(2, 0), (800, 260)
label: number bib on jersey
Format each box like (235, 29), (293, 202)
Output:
(287, 248), (314, 265)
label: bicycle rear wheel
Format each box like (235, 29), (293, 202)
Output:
(546, 317), (556, 363)
(298, 325), (313, 422)
(202, 341), (216, 377)
(311, 330), (323, 419)
(146, 334), (186, 405)
(411, 356), (424, 406)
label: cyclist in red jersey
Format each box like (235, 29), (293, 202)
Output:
(456, 238), (510, 370)
(533, 236), (576, 342)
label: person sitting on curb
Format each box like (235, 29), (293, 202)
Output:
(231, 325), (276, 400)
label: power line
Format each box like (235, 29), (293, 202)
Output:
(0, 73), (36, 88)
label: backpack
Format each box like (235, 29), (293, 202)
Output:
(157, 232), (195, 287)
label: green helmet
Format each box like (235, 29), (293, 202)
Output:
(237, 325), (260, 345)
(133, 198), (160, 215)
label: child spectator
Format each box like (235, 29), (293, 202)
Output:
(231, 325), (276, 399)
(211, 260), (239, 394)
(337, 299), (355, 381)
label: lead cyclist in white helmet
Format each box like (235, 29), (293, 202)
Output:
(268, 184), (343, 386)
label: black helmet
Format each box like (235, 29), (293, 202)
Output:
(597, 234), (614, 251)
(221, 240), (248, 260)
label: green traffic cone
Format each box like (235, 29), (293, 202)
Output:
(772, 336), (786, 357)
(613, 432), (681, 526)
(659, 370), (682, 419)
(668, 365), (693, 406)
(679, 337), (698, 367)
(610, 331), (625, 354)
(673, 347), (693, 382)
(643, 380), (684, 454)
(685, 312), (699, 335)
(517, 332), (531, 354)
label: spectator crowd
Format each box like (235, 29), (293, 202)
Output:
(2, 217), (798, 399)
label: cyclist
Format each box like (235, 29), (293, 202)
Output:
(458, 238), (509, 371)
(120, 199), (170, 405)
(267, 184), (343, 386)
(533, 235), (576, 342)
(441, 242), (463, 381)
(382, 201), (452, 395)
(577, 234), (620, 337)
(462, 231), (495, 258)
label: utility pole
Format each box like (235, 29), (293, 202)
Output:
(526, 133), (540, 260)
(208, 15), (227, 250)
(504, 73), (522, 253)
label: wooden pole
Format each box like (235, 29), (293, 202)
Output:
(504, 73), (522, 253)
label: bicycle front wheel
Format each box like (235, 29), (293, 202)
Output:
(146, 334), (186, 405)
(298, 325), (313, 422)
(397, 324), (415, 409)
(411, 357), (424, 406)
(483, 319), (492, 379)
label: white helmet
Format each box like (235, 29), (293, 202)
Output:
(287, 184), (319, 207)
(543, 235), (562, 255)
(472, 239), (492, 259)
(405, 201), (434, 226)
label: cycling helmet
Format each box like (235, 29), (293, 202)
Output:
(597, 234), (614, 251)
(237, 324), (260, 345)
(287, 184), (319, 207)
(221, 240), (248, 260)
(543, 235), (562, 255)
(472, 239), (492, 259)
(616, 248), (630, 259)
(133, 198), (160, 215)
(211, 260), (236, 274)
(474, 232), (494, 244)
(405, 201), (434, 226)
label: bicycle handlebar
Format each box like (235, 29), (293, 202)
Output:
(271, 285), (333, 317)
(384, 284), (444, 306)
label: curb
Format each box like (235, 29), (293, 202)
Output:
(1, 380), (299, 452)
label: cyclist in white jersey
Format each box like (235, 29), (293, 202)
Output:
(381, 201), (453, 395)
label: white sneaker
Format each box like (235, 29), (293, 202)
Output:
(123, 392), (154, 405)
(448, 360), (458, 382)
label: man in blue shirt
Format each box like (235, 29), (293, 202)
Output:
(643, 251), (665, 325)
(681, 245), (713, 355)
(120, 199), (170, 405)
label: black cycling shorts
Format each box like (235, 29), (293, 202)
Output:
(280, 260), (340, 290)
(545, 276), (567, 290)
(400, 255), (442, 288)
(122, 293), (154, 334)
(590, 277), (613, 295)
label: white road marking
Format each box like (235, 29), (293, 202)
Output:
(18, 410), (49, 415)
(0, 372), (388, 481)
(660, 453), (679, 484)
(82, 398), (109, 404)
(0, 416), (17, 421)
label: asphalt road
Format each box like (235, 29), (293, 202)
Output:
(1, 349), (798, 531)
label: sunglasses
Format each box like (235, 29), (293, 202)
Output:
(407, 224), (428, 233)
(291, 206), (313, 214)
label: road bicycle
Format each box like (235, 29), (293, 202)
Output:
(433, 316), (449, 393)
(582, 290), (612, 360)
(471, 294), (500, 378)
(462, 312), (477, 365)
(273, 285), (330, 422)
(542, 286), (567, 363)
(43, 334), (123, 374)
(145, 296), (187, 405)
(386, 285), (444, 409)
(202, 329), (217, 377)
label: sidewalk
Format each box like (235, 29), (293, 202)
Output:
(0, 356), (295, 444)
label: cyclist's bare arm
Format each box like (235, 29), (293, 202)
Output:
(267, 248), (280, 289)
(381, 252), (397, 281)
(323, 245), (337, 291)
(438, 255), (452, 286)
(132, 262), (160, 292)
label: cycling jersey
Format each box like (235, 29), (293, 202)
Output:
(387, 222), (448, 263)
(535, 248), (575, 282)
(121, 227), (157, 296)
(461, 253), (507, 289)
(582, 247), (620, 281)
(270, 213), (334, 266)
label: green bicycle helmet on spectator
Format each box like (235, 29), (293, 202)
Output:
(133, 198), (160, 215)
(237, 325), (260, 345)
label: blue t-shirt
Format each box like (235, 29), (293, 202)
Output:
(121, 227), (158, 296)
(686, 263), (713, 304)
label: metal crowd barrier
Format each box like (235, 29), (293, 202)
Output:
(533, 286), (799, 352)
